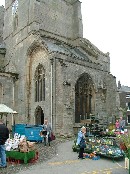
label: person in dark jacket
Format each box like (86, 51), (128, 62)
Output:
(119, 116), (125, 131)
(0, 118), (9, 168)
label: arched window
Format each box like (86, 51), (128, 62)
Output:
(12, 0), (18, 31)
(34, 64), (45, 102)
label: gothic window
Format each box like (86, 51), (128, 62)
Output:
(12, 0), (18, 14)
(34, 64), (45, 102)
(12, 0), (18, 30)
(75, 74), (95, 123)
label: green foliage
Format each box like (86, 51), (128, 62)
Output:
(72, 145), (80, 152)
(117, 134), (130, 149)
(107, 131), (115, 136)
(74, 139), (76, 143)
(119, 106), (128, 117)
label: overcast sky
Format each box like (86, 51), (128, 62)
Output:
(81, 0), (130, 87)
(0, 0), (130, 87)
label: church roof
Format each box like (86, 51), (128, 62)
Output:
(43, 37), (92, 62)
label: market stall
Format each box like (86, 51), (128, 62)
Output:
(0, 104), (39, 164)
(0, 104), (17, 126)
(5, 134), (38, 164)
(6, 150), (36, 164)
(72, 136), (124, 161)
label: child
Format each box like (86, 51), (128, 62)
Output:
(115, 120), (120, 130)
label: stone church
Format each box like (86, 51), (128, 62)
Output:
(0, 0), (119, 135)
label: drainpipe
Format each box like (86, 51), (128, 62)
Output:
(12, 77), (15, 126)
(50, 58), (53, 129)
(1, 85), (3, 104)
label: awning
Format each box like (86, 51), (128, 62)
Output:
(0, 104), (17, 114)
(0, 104), (18, 126)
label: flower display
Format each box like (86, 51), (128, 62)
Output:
(116, 133), (130, 157)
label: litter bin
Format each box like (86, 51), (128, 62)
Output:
(25, 125), (43, 142)
(12, 124), (27, 136)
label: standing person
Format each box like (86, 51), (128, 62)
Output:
(119, 116), (125, 131)
(0, 118), (9, 168)
(42, 118), (52, 146)
(76, 126), (86, 159)
(115, 120), (120, 130)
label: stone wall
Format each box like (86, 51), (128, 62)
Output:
(1, 0), (119, 134)
(0, 6), (4, 38)
(0, 6), (5, 70)
(4, 0), (83, 41)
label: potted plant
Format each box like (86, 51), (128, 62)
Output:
(116, 133), (130, 170)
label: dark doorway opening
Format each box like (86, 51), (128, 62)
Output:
(35, 106), (44, 125)
(75, 73), (95, 123)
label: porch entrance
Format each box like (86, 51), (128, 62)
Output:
(35, 106), (44, 125)
(75, 73), (95, 123)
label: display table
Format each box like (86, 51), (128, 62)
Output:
(72, 136), (124, 162)
(6, 150), (36, 164)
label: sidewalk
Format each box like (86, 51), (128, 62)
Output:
(16, 140), (128, 174)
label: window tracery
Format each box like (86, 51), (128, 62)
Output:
(12, 0), (18, 15)
(12, 0), (18, 30)
(34, 64), (45, 102)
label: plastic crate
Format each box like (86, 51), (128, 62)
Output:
(25, 125), (43, 142)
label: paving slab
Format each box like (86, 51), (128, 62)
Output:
(17, 140), (129, 174)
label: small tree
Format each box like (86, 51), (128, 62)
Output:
(118, 106), (128, 125)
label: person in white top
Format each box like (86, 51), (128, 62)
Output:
(42, 119), (52, 146)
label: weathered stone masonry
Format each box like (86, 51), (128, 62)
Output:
(0, 0), (119, 134)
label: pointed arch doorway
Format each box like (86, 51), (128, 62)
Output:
(35, 106), (44, 125)
(75, 73), (95, 123)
